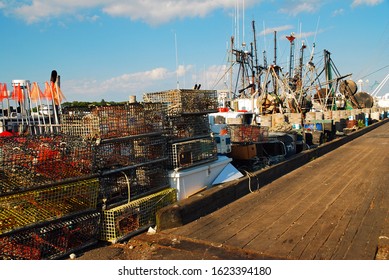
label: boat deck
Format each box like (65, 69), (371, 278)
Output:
(163, 122), (389, 259)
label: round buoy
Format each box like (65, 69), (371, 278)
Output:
(339, 80), (358, 96)
(354, 92), (374, 108)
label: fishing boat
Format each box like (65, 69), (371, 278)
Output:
(208, 20), (389, 171)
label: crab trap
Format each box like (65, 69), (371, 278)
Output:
(0, 210), (101, 260)
(228, 125), (269, 143)
(167, 137), (218, 170)
(165, 114), (211, 141)
(0, 135), (94, 194)
(60, 103), (165, 140)
(93, 135), (166, 171)
(100, 188), (176, 243)
(0, 177), (99, 235)
(99, 160), (170, 207)
(143, 89), (218, 116)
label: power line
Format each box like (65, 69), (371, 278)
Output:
(359, 64), (389, 80)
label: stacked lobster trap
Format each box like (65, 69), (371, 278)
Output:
(0, 101), (179, 257)
(0, 211), (100, 260)
(144, 89), (219, 170)
(100, 188), (176, 243)
(60, 103), (176, 243)
(0, 134), (101, 260)
(61, 103), (165, 140)
(228, 124), (269, 143)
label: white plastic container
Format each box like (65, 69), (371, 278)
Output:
(214, 134), (231, 154)
(168, 156), (232, 201)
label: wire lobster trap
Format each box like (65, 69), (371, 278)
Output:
(0, 135), (94, 194)
(100, 188), (176, 243)
(99, 160), (170, 207)
(228, 125), (269, 143)
(143, 89), (218, 116)
(0, 210), (100, 260)
(165, 114), (211, 140)
(0, 178), (99, 235)
(61, 103), (165, 140)
(167, 137), (218, 170)
(93, 135), (166, 171)
(141, 102), (166, 132)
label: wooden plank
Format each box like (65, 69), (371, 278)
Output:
(327, 133), (388, 259)
(270, 176), (368, 259)
(306, 179), (376, 259)
(341, 170), (389, 259)
(293, 149), (383, 259)
(243, 166), (364, 257)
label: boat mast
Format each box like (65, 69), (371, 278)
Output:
(273, 31), (279, 96)
(299, 42), (306, 80)
(273, 31), (277, 67)
(230, 36), (235, 100)
(286, 33), (296, 77)
(252, 20), (261, 93)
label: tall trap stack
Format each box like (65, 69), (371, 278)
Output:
(0, 100), (177, 257)
(143, 89), (218, 117)
(143, 89), (218, 170)
(60, 102), (175, 243)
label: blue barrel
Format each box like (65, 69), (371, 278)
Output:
(315, 123), (323, 131)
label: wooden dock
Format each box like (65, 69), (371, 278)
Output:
(158, 121), (389, 260)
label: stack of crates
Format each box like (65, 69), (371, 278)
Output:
(303, 111), (334, 146)
(0, 135), (100, 259)
(61, 103), (176, 243)
(144, 89), (219, 170)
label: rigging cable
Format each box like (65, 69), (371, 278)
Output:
(358, 64), (389, 80)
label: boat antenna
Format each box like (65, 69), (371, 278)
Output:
(252, 20), (259, 74)
(230, 36), (235, 99)
(235, 0), (239, 48)
(299, 41), (306, 79)
(309, 17), (320, 64)
(286, 33), (296, 77)
(273, 30), (277, 66)
(242, 0), (245, 49)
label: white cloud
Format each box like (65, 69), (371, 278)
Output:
(332, 8), (344, 17)
(204, 64), (228, 88)
(260, 25), (294, 36)
(3, 0), (261, 25)
(4, 0), (385, 25)
(63, 67), (172, 101)
(177, 65), (194, 77)
(278, 0), (323, 16)
(351, 0), (384, 8)
(62, 64), (227, 101)
(294, 31), (321, 40)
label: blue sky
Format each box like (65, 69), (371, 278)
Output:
(0, 0), (388, 102)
